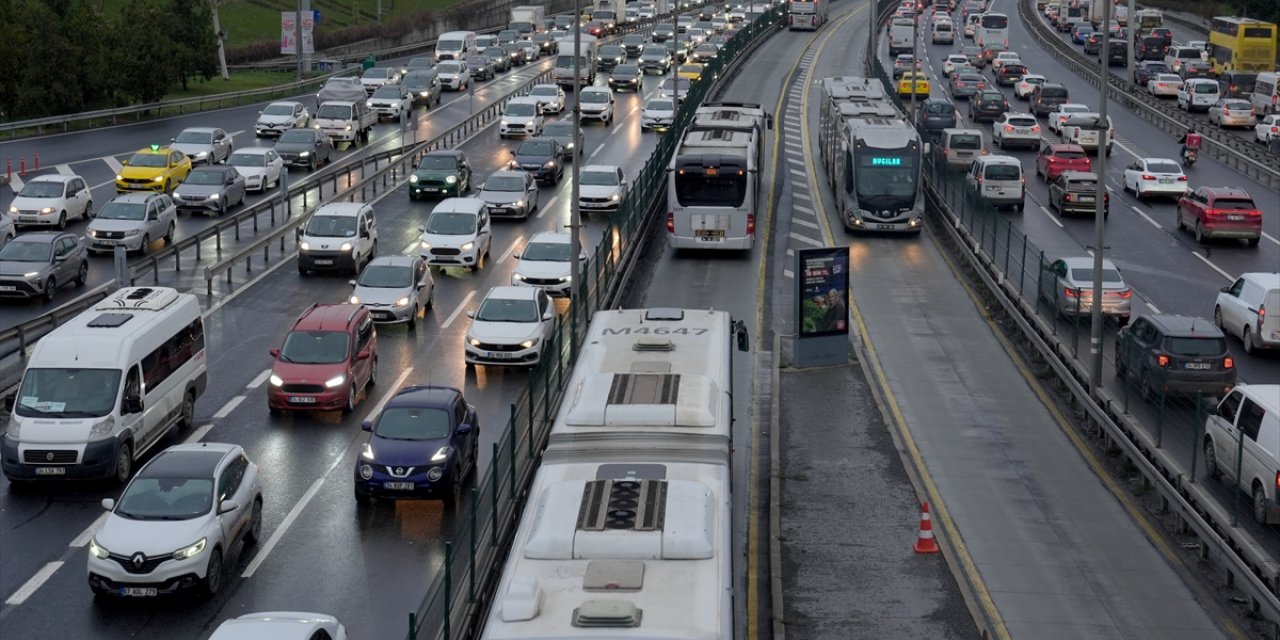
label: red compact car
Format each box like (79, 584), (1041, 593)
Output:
(1035, 143), (1092, 181)
(1177, 186), (1263, 246)
(268, 303), (378, 413)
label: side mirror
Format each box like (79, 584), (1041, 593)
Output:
(269, 348), (281, 358)
(456, 422), (473, 434)
(258, 110), (264, 114)
(418, 279), (430, 288)
(170, 137), (176, 143)
(296, 227), (304, 239)
(356, 350), (371, 360)
(122, 394), (143, 415)
(417, 226), (425, 233)
(543, 310), (555, 321)
(466, 309), (476, 318)
(360, 229), (370, 238)
(362, 420), (373, 432)
(2, 395), (13, 412)
(218, 499), (241, 515)
(1220, 285), (1231, 293)
(102, 498), (115, 511)
(1206, 401), (1220, 416)
(512, 252), (522, 259)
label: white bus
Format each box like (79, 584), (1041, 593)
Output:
(480, 308), (749, 640)
(3, 287), (207, 484)
(667, 102), (771, 252)
(818, 76), (926, 234)
(975, 12), (1009, 48)
(788, 0), (828, 30)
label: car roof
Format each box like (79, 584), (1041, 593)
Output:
(486, 170), (529, 180)
(484, 285), (540, 301)
(1239, 273), (1280, 289)
(180, 126), (220, 134)
(9, 231), (62, 243)
(980, 155), (1021, 166)
(581, 164), (620, 173)
(1198, 186), (1253, 199)
(211, 612), (341, 640)
(1146, 314), (1225, 338)
(1058, 171), (1100, 182)
(389, 384), (464, 408)
(527, 230), (572, 245)
(508, 96), (541, 104)
(365, 255), (418, 269)
(1046, 143), (1084, 152)
(141, 444), (234, 478)
(236, 147), (275, 155)
(425, 150), (465, 160)
(314, 202), (366, 217)
(25, 174), (75, 184)
(110, 193), (162, 204)
(293, 303), (364, 332)
(1059, 255), (1115, 269)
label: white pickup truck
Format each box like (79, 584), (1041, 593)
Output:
(314, 100), (377, 146)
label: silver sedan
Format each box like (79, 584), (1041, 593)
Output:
(1146, 73), (1183, 97)
(1038, 256), (1132, 324)
(349, 255), (434, 327)
(478, 171), (539, 219)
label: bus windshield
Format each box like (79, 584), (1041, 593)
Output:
(674, 161), (748, 207)
(853, 149), (919, 210)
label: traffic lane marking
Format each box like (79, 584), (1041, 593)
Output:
(441, 290), (477, 329)
(1191, 251), (1234, 281)
(69, 513), (109, 548)
(247, 368), (272, 389)
(4, 562), (63, 606)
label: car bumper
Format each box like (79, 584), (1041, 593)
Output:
(9, 212), (61, 227)
(410, 183), (461, 198)
(1058, 298), (1130, 318)
(442, 77), (465, 90)
(1219, 116), (1257, 127)
(642, 118), (673, 130)
(539, 103), (564, 114)
(354, 468), (451, 500)
(268, 386), (350, 411)
(421, 248), (481, 267)
(609, 79), (642, 91)
(465, 342), (543, 366)
(1201, 222), (1262, 240)
(500, 124), (538, 137)
(255, 125), (291, 137)
(485, 203), (532, 219)
(362, 303), (416, 323)
(87, 551), (209, 595)
(580, 109), (610, 121)
(1134, 181), (1188, 197)
(88, 235), (145, 252)
(242, 173), (269, 191)
(299, 250), (358, 272)
(999, 134), (1041, 148)
(115, 180), (168, 193)
(1153, 373), (1237, 398)
(579, 198), (621, 213)
(1044, 166), (1091, 179)
(667, 232), (755, 249)
(3, 436), (119, 481)
(175, 198), (224, 214)
(512, 275), (571, 296)
(372, 107), (403, 118)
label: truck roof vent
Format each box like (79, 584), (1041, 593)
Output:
(577, 479), (667, 532)
(643, 308), (684, 321)
(571, 600), (642, 628)
(608, 373), (680, 405)
(86, 313), (133, 328)
(95, 287), (180, 311)
(583, 560), (645, 591)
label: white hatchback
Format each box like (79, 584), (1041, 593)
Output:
(8, 174), (94, 229)
(512, 231), (584, 297)
(992, 113), (1042, 149)
(1015, 74), (1047, 99)
(1257, 114), (1280, 144)
(1048, 103), (1092, 134)
(642, 98), (677, 130)
(528, 84), (566, 114)
(943, 54), (970, 77)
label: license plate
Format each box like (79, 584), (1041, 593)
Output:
(289, 396), (317, 403)
(1079, 196), (1094, 202)
(876, 224), (897, 230)
(695, 229), (725, 238)
(1159, 178), (1173, 184)
(985, 185), (1000, 191)
(1016, 128), (1030, 134)
(35, 467), (66, 476)
(1184, 362), (1211, 370)
(1227, 215), (1244, 221)
(120, 587), (157, 597)
(492, 208), (511, 215)
(314, 259), (334, 265)
(19, 215), (38, 221)
(372, 312), (392, 320)
(384, 482), (415, 490)
(486, 351), (514, 359)
(0, 286), (14, 291)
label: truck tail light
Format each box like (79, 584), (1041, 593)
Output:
(1157, 354), (1170, 367)
(666, 212), (674, 233)
(747, 213), (756, 235)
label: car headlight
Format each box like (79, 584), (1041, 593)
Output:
(39, 207), (54, 214)
(89, 538), (111, 559)
(544, 160), (556, 169)
(420, 241), (431, 250)
(196, 151), (208, 159)
(514, 200), (525, 208)
(349, 295), (360, 304)
(460, 241), (475, 252)
(299, 151), (311, 157)
(409, 174), (420, 183)
(566, 142), (575, 149)
(115, 174), (124, 181)
(324, 374), (347, 388)
(345, 124), (353, 131)
(445, 175), (457, 184)
(501, 119), (509, 126)
(467, 337), (482, 347)
(426, 467), (444, 481)
(154, 175), (165, 182)
(269, 374), (284, 386)
(361, 441), (376, 462)
(609, 193), (620, 201)
(520, 338), (540, 349)
(23, 271), (40, 279)
(559, 275), (572, 283)
(339, 242), (353, 252)
(394, 296), (411, 307)
(89, 229), (99, 238)
(89, 416), (115, 436)
(512, 273), (526, 281)
(431, 446), (450, 462)
(123, 229), (141, 237)
(359, 463), (374, 479)
(299, 240), (311, 251)
(367, 101), (375, 108)
(209, 193), (220, 200)
(171, 537), (207, 560)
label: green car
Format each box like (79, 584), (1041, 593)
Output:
(409, 150), (472, 200)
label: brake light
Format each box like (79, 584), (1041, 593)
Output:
(1274, 470), (1279, 497)
(1064, 194), (1073, 202)
(1224, 356), (1234, 369)
(747, 213), (756, 235)
(666, 212), (674, 233)
(1177, 175), (1188, 181)
(1004, 124), (1015, 132)
(1157, 354), (1170, 367)
(1114, 290), (1132, 298)
(942, 147), (949, 156)
(1031, 125), (1041, 132)
(1064, 287), (1079, 297)
(1260, 304), (1267, 326)
(1104, 193), (1109, 202)
(1141, 174), (1156, 180)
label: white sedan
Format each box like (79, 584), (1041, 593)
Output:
(1048, 103), (1092, 134)
(1257, 114), (1280, 144)
(1014, 74), (1047, 99)
(942, 54), (969, 77)
(464, 286), (557, 367)
(226, 147), (285, 192)
(1146, 73), (1183, 97)
(1121, 157), (1188, 200)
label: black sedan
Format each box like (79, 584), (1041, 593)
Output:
(274, 128), (334, 171)
(483, 46), (512, 73)
(466, 55), (496, 81)
(508, 137), (566, 186)
(1133, 61), (1169, 85)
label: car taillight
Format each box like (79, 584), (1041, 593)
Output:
(1104, 193), (1109, 202)
(1260, 304), (1267, 326)
(1176, 174), (1189, 181)
(1064, 287), (1079, 297)
(1031, 125), (1041, 132)
(1224, 356), (1234, 369)
(1114, 290), (1132, 298)
(747, 213), (756, 235)
(666, 212), (674, 233)
(1064, 194), (1073, 202)
(1272, 126), (1279, 133)
(1274, 470), (1280, 497)
(1157, 354), (1170, 367)
(1004, 124), (1015, 132)
(942, 147), (950, 156)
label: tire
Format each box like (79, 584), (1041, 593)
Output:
(180, 391), (195, 429)
(408, 305), (419, 331)
(74, 261), (87, 287)
(43, 277), (56, 303)
(1255, 483), (1270, 524)
(113, 441), (132, 484)
(56, 211), (67, 230)
(140, 234), (151, 255)
(202, 549), (224, 596)
(1139, 368), (1155, 402)
(244, 498), (263, 545)
(1247, 236), (1260, 247)
(343, 384), (358, 414)
(1204, 439), (1220, 479)
(368, 357), (378, 387)
(83, 201), (93, 221)
(1115, 354), (1127, 379)
(1214, 306), (1224, 329)
(1194, 220), (1207, 244)
(1175, 210), (1185, 230)
(1243, 326), (1257, 355)
(164, 222), (175, 245)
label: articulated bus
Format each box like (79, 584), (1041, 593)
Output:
(667, 103), (771, 252)
(1208, 16), (1278, 73)
(788, 0), (828, 30)
(976, 11), (1009, 48)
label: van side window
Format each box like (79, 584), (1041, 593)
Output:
(124, 366), (141, 401)
(1218, 391), (1242, 424)
(356, 317), (374, 353)
(141, 318), (205, 391)
(1238, 399), (1265, 441)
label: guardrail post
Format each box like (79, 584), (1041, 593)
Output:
(469, 487), (478, 601)
(510, 402), (520, 491)
(443, 542), (452, 640)
(527, 374), (535, 458)
(1017, 236), (1027, 296)
(492, 442), (500, 547)
(1002, 221), (1012, 276)
(1156, 389), (1166, 448)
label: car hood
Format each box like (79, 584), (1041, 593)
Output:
(352, 285), (412, 305)
(413, 169), (459, 180)
(257, 114), (295, 126)
(0, 260), (51, 276)
(118, 165), (165, 179)
(272, 360), (348, 384)
(367, 434), (451, 467)
(274, 141), (315, 154)
(369, 94), (404, 103)
(504, 114), (539, 123)
(174, 184), (224, 198)
(439, 70), (463, 78)
(514, 258), (570, 280)
(479, 189), (526, 205)
(97, 512), (210, 557)
(171, 142), (212, 158)
(88, 219), (145, 233)
(513, 153), (554, 165)
(644, 109), (675, 118)
(580, 184), (621, 199)
(468, 319), (542, 343)
(421, 231), (478, 248)
(8, 196), (60, 211)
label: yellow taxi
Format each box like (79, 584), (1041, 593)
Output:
(677, 63), (705, 82)
(897, 71), (931, 99)
(115, 144), (192, 193)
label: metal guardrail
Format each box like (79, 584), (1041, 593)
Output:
(1018, 0), (1280, 189)
(869, 9), (1280, 629)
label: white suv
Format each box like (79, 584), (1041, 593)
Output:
(578, 87), (616, 124)
(464, 286), (557, 367)
(577, 165), (629, 213)
(991, 113), (1042, 150)
(88, 443), (261, 599)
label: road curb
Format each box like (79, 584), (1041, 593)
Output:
(768, 332), (785, 640)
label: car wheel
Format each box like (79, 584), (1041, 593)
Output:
(1243, 326), (1256, 355)
(113, 441), (132, 484)
(164, 222), (175, 245)
(1255, 483), (1270, 524)
(1139, 368), (1155, 401)
(1213, 306), (1225, 329)
(43, 277), (56, 302)
(1194, 220), (1208, 244)
(343, 384), (358, 414)
(83, 201), (94, 220)
(202, 548), (224, 596)
(56, 211), (67, 230)
(140, 234), (152, 255)
(1115, 353), (1128, 379)
(354, 488), (371, 505)
(368, 357), (378, 387)
(244, 498), (263, 545)
(408, 305), (419, 331)
(75, 261), (88, 287)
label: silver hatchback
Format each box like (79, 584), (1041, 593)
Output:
(349, 255), (435, 327)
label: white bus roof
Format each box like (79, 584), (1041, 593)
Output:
(28, 287), (199, 370)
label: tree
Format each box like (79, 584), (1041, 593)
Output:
(111, 4), (177, 104)
(166, 0), (218, 91)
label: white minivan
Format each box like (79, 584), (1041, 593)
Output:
(1252, 72), (1278, 115)
(966, 155), (1025, 211)
(298, 202), (378, 275)
(500, 96), (545, 138)
(1204, 384), (1280, 524)
(2, 287), (207, 484)
(1215, 272), (1280, 354)
(1178, 78), (1220, 112)
(435, 30), (478, 61)
(931, 19), (955, 44)
(419, 197), (493, 271)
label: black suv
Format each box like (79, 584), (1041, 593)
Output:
(970, 91), (1009, 122)
(1107, 42), (1128, 67)
(1116, 314), (1237, 401)
(1030, 83), (1070, 117)
(916, 99), (958, 135)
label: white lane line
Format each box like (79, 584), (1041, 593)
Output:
(241, 366), (411, 579)
(442, 290), (477, 329)
(4, 561), (63, 606)
(1147, 301), (1162, 314)
(793, 218), (820, 230)
(793, 192), (811, 201)
(212, 396), (245, 419)
(1131, 205), (1162, 229)
(184, 423), (215, 444)
(794, 205), (814, 214)
(789, 169), (805, 177)
(103, 156), (122, 173)
(70, 513), (109, 548)
(1264, 231), (1280, 247)
(247, 369), (272, 389)
(536, 195), (560, 219)
(1039, 206), (1064, 228)
(56, 164), (74, 175)
(789, 232), (823, 247)
(1192, 251), (1234, 281)
(498, 237), (524, 264)
(8, 175), (23, 192)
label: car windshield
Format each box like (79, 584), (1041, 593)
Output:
(581, 171), (619, 186)
(175, 131), (213, 144)
(476, 297), (539, 322)
(365, 68), (392, 79)
(1069, 267), (1122, 283)
(315, 103), (352, 119)
(601, 46), (623, 56)
(228, 152), (267, 167)
(358, 264), (413, 288)
(1214, 198), (1257, 210)
(522, 240), (572, 261)
(96, 201), (147, 221)
(114, 476), (214, 521)
(184, 170), (225, 186)
(418, 156), (458, 171)
(278, 129), (315, 143)
(485, 175), (527, 192)
(1008, 117), (1037, 126)
(128, 153), (168, 168)
(950, 134), (981, 149)
(1194, 83), (1217, 94)
(957, 74), (983, 82)
(279, 330), (350, 364)
(581, 91), (609, 103)
(1055, 149), (1087, 159)
(1064, 177), (1100, 190)
(532, 87), (559, 98)
(1223, 100), (1250, 109)
(263, 104), (296, 116)
(374, 406), (452, 440)
(1166, 337), (1226, 356)
(1145, 161), (1180, 173)
(372, 86), (402, 98)
(304, 214), (357, 238)
(17, 181), (63, 198)
(544, 123), (574, 137)
(425, 211), (477, 235)
(614, 64), (640, 75)
(518, 141), (554, 156)
(506, 103), (537, 117)
(14, 368), (120, 419)
(647, 100), (675, 111)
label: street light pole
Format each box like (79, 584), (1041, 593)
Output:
(1090, 0), (1112, 389)
(1126, 0), (1136, 89)
(909, 4), (919, 119)
(569, 1), (583, 306)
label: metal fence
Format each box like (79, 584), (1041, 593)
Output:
(400, 8), (785, 640)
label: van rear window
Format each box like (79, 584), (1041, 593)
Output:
(984, 164), (1020, 180)
(951, 134), (981, 149)
(1194, 83), (1218, 94)
(1042, 87), (1069, 97)
(1165, 337), (1225, 356)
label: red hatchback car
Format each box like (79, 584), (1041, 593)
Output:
(1035, 143), (1092, 181)
(1177, 186), (1263, 246)
(268, 303), (378, 413)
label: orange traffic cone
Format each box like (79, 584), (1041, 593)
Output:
(914, 502), (939, 554)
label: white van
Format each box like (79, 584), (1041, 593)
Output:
(888, 17), (915, 56)
(1252, 72), (1279, 115)
(1215, 272), (1280, 353)
(932, 19), (955, 44)
(1177, 78), (1220, 112)
(298, 202), (378, 275)
(418, 197), (493, 270)
(941, 127), (986, 168)
(2, 287), (207, 484)
(966, 155), (1025, 211)
(1204, 384), (1280, 524)
(435, 30), (478, 61)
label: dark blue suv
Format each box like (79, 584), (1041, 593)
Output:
(916, 99), (958, 136)
(353, 385), (479, 506)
